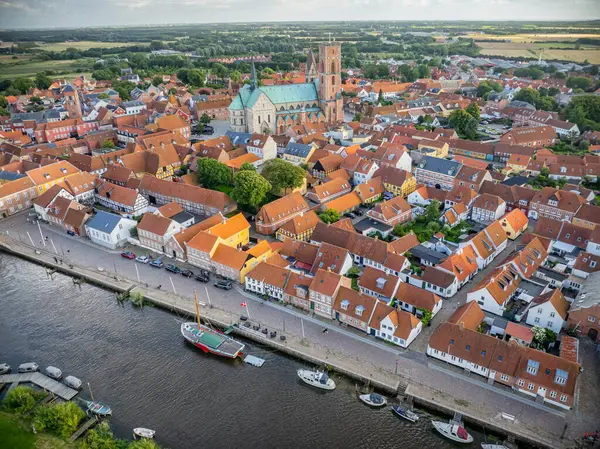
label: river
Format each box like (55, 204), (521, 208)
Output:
(0, 253), (491, 448)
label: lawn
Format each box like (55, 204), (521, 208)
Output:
(215, 184), (233, 195)
(463, 33), (600, 43)
(34, 41), (143, 52)
(0, 59), (94, 80)
(0, 411), (75, 449)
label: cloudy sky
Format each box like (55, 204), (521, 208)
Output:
(0, 0), (598, 29)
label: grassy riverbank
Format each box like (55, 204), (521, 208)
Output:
(0, 411), (76, 449)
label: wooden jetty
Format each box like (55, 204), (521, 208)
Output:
(69, 416), (98, 441)
(0, 372), (78, 400)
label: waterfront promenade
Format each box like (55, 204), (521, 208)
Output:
(1, 224), (590, 449)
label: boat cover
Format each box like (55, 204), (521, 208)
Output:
(457, 426), (469, 440)
(370, 394), (384, 404)
(319, 374), (330, 384)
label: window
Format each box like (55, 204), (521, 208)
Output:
(465, 345), (470, 351)
(449, 339), (454, 345)
(528, 383), (535, 391)
(547, 321), (553, 328)
(550, 391), (557, 399)
(498, 355), (503, 362)
(589, 316), (596, 322)
(481, 350), (486, 356)
(550, 312), (555, 318)
(560, 394), (567, 403)
(518, 379), (525, 387)
(537, 308), (542, 314)
(500, 374), (509, 381)
(535, 317), (540, 323)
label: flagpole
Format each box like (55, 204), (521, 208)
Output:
(245, 301), (250, 319)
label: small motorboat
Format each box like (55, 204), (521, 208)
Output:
(64, 375), (82, 389)
(297, 369), (336, 390)
(359, 393), (387, 407)
(133, 428), (156, 439)
(45, 366), (62, 380)
(392, 405), (419, 422)
(0, 363), (11, 375)
(432, 421), (473, 444)
(85, 400), (112, 416)
(18, 362), (39, 373)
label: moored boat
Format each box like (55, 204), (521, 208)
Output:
(181, 291), (245, 359)
(45, 366), (62, 380)
(0, 363), (11, 375)
(432, 421), (473, 444)
(481, 445), (509, 449)
(85, 400), (112, 416)
(133, 428), (156, 439)
(392, 405), (419, 422)
(18, 362), (39, 373)
(297, 369), (335, 390)
(359, 393), (387, 407)
(64, 375), (82, 389)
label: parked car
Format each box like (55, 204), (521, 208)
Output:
(66, 230), (76, 236)
(150, 259), (164, 268)
(165, 264), (181, 274)
(345, 212), (357, 219)
(121, 251), (135, 259)
(200, 269), (211, 279)
(354, 210), (363, 217)
(214, 280), (233, 290)
(135, 255), (150, 264)
(181, 269), (194, 278)
(195, 274), (209, 283)
(202, 125), (214, 135)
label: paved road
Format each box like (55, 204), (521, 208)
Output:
(0, 213), (588, 443)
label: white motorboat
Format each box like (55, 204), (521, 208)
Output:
(392, 405), (419, 422)
(18, 362), (39, 373)
(359, 393), (387, 407)
(481, 445), (509, 449)
(0, 363), (11, 375)
(45, 366), (62, 380)
(64, 375), (82, 389)
(297, 369), (335, 390)
(133, 428), (156, 439)
(432, 421), (474, 444)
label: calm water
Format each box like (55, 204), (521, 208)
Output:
(0, 253), (489, 449)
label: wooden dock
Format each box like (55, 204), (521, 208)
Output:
(0, 372), (78, 400)
(69, 416), (98, 441)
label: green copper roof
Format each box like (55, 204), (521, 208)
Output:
(229, 82), (319, 111)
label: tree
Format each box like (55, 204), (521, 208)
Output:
(514, 87), (540, 106)
(0, 95), (7, 108)
(150, 40), (166, 50)
(532, 325), (557, 349)
(476, 80), (503, 98)
(200, 113), (211, 124)
(353, 112), (362, 122)
(92, 69), (115, 81)
(33, 401), (85, 439)
(102, 139), (116, 149)
(35, 72), (52, 90)
(425, 200), (441, 222)
(377, 89), (384, 104)
(566, 77), (592, 91)
(449, 109), (478, 140)
(3, 385), (41, 415)
(211, 63), (227, 78)
(318, 209), (341, 224)
(196, 158), (231, 188)
(80, 422), (121, 449)
(261, 158), (305, 194)
(130, 440), (161, 449)
(11, 77), (34, 94)
(564, 95), (600, 131)
(231, 170), (271, 209)
(152, 75), (163, 86)
(229, 70), (242, 83)
(465, 103), (480, 121)
(548, 87), (561, 97)
(239, 162), (256, 171)
(187, 68), (206, 87)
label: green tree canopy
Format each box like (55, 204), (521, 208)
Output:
(564, 95), (600, 131)
(513, 87), (539, 106)
(566, 77), (592, 91)
(152, 75), (163, 86)
(449, 109), (478, 140)
(35, 72), (52, 90)
(261, 158), (306, 193)
(476, 80), (503, 98)
(212, 63), (228, 78)
(200, 113), (211, 124)
(92, 69), (116, 81)
(231, 170), (271, 208)
(229, 70), (242, 82)
(102, 139), (116, 149)
(196, 157), (231, 188)
(318, 209), (341, 224)
(465, 103), (480, 121)
(3, 385), (42, 415)
(11, 77), (34, 94)
(239, 162), (256, 171)
(187, 69), (206, 87)
(33, 401), (85, 439)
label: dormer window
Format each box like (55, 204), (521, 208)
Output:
(341, 299), (350, 310)
(355, 305), (365, 316)
(526, 360), (539, 375)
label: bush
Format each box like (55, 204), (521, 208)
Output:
(80, 421), (126, 449)
(33, 401), (85, 439)
(3, 386), (43, 415)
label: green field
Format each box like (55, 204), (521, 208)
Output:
(0, 59), (93, 80)
(0, 412), (75, 449)
(476, 41), (600, 63)
(34, 41), (143, 52)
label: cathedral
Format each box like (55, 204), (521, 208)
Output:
(229, 43), (344, 134)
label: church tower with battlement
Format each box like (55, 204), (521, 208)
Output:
(317, 43), (343, 123)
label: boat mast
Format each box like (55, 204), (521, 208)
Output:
(194, 290), (201, 327)
(87, 382), (95, 401)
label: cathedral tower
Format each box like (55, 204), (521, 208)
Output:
(317, 43), (343, 123)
